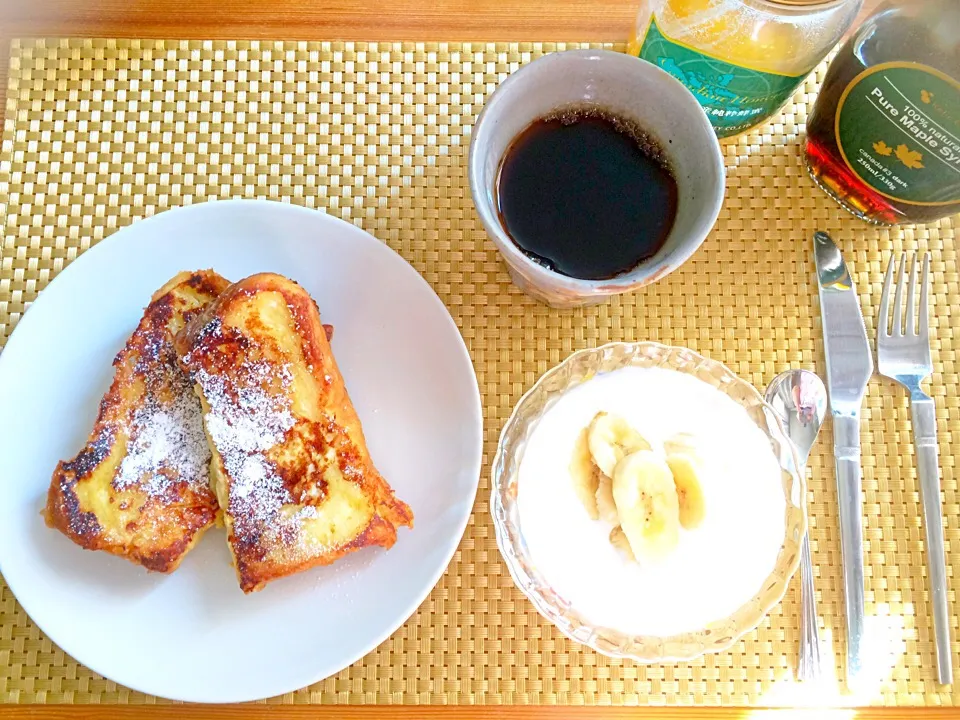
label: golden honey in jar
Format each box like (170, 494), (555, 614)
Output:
(629, 0), (862, 138)
(805, 0), (960, 225)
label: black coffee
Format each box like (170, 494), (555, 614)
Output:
(495, 107), (678, 281)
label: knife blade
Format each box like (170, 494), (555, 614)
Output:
(814, 230), (873, 689)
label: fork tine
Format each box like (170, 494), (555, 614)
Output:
(879, 254), (894, 337)
(892, 252), (906, 336)
(919, 252), (930, 338)
(906, 253), (918, 335)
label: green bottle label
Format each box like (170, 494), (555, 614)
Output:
(835, 62), (960, 206)
(636, 17), (807, 137)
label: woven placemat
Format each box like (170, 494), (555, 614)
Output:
(0, 38), (957, 707)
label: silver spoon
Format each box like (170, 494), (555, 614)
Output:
(765, 369), (828, 682)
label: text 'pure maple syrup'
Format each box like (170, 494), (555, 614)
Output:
(804, 0), (960, 225)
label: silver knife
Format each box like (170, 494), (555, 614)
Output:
(814, 231), (873, 689)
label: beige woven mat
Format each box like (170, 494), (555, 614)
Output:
(0, 38), (957, 707)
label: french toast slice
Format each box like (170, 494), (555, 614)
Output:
(44, 270), (231, 572)
(174, 273), (413, 593)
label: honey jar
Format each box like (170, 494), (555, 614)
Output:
(628, 0), (862, 138)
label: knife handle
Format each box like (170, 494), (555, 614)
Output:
(834, 414), (866, 689)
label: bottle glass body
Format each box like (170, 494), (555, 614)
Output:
(629, 0), (862, 138)
(805, 0), (960, 225)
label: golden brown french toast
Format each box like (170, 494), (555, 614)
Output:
(44, 270), (231, 572)
(174, 273), (413, 593)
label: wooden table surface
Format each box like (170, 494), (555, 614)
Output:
(0, 0), (889, 122)
(0, 0), (936, 717)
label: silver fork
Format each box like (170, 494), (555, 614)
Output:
(878, 252), (952, 686)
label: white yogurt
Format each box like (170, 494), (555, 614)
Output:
(516, 366), (785, 637)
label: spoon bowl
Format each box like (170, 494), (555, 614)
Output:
(765, 370), (828, 467)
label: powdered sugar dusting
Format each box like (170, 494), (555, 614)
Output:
(113, 341), (210, 497)
(115, 386), (211, 497)
(295, 505), (319, 520)
(202, 362), (295, 455)
(194, 361), (296, 533)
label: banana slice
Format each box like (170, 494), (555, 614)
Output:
(587, 412), (651, 477)
(570, 427), (600, 520)
(612, 450), (680, 563)
(666, 453), (707, 530)
(663, 432), (699, 458)
(596, 472), (618, 524)
(609, 526), (636, 561)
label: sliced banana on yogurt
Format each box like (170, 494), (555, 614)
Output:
(569, 415), (707, 561)
(609, 525), (635, 561)
(666, 453), (707, 530)
(612, 450), (681, 564)
(596, 472), (619, 524)
(587, 411), (651, 477)
(570, 427), (600, 520)
(663, 431), (700, 457)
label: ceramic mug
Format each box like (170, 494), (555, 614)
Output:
(469, 49), (726, 308)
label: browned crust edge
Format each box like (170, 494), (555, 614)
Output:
(44, 269), (230, 573)
(175, 272), (414, 591)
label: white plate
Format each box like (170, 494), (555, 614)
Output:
(0, 199), (483, 703)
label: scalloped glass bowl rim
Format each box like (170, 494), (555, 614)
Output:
(491, 341), (806, 662)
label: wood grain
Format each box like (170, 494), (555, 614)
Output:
(0, 0), (891, 42)
(0, 0), (891, 129)
(0, 0), (640, 43)
(0, 709), (958, 719)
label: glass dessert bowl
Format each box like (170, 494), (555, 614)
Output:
(492, 341), (805, 662)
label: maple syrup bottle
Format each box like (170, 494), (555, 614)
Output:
(805, 0), (960, 225)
